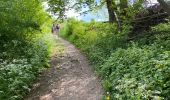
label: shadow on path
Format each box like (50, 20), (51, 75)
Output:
(25, 37), (103, 100)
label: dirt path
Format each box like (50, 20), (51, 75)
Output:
(25, 37), (103, 100)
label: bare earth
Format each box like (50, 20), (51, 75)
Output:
(25, 37), (103, 100)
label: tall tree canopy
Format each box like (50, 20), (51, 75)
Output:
(47, 0), (131, 23)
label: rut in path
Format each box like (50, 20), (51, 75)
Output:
(25, 37), (103, 100)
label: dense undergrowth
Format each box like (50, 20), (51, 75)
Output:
(0, 0), (54, 99)
(60, 18), (170, 99)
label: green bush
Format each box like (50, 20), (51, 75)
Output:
(60, 19), (130, 65)
(0, 59), (35, 99)
(99, 44), (170, 99)
(0, 34), (54, 99)
(98, 22), (170, 99)
(60, 18), (170, 99)
(0, 0), (54, 99)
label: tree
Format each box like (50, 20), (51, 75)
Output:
(105, 0), (116, 22)
(47, 0), (145, 24)
(47, 0), (119, 22)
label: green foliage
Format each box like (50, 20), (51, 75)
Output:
(60, 18), (129, 65)
(0, 0), (54, 99)
(47, 0), (144, 24)
(60, 18), (170, 99)
(99, 44), (170, 99)
(47, 0), (96, 20)
(102, 80), (112, 92)
(0, 59), (35, 99)
(0, 34), (54, 100)
(98, 22), (170, 99)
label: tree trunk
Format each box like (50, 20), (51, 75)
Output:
(157, 0), (170, 15)
(106, 0), (116, 23)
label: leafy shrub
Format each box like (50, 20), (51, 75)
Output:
(0, 59), (35, 99)
(99, 44), (170, 99)
(98, 22), (170, 99)
(0, 34), (54, 100)
(0, 0), (54, 99)
(60, 18), (130, 65)
(60, 18), (170, 99)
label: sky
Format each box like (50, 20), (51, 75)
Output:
(65, 0), (158, 22)
(43, 0), (159, 22)
(66, 6), (108, 22)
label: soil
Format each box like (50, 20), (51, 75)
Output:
(24, 37), (103, 100)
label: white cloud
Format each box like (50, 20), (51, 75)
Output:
(65, 9), (80, 19)
(151, 0), (158, 3)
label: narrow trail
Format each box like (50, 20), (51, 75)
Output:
(25, 37), (103, 100)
